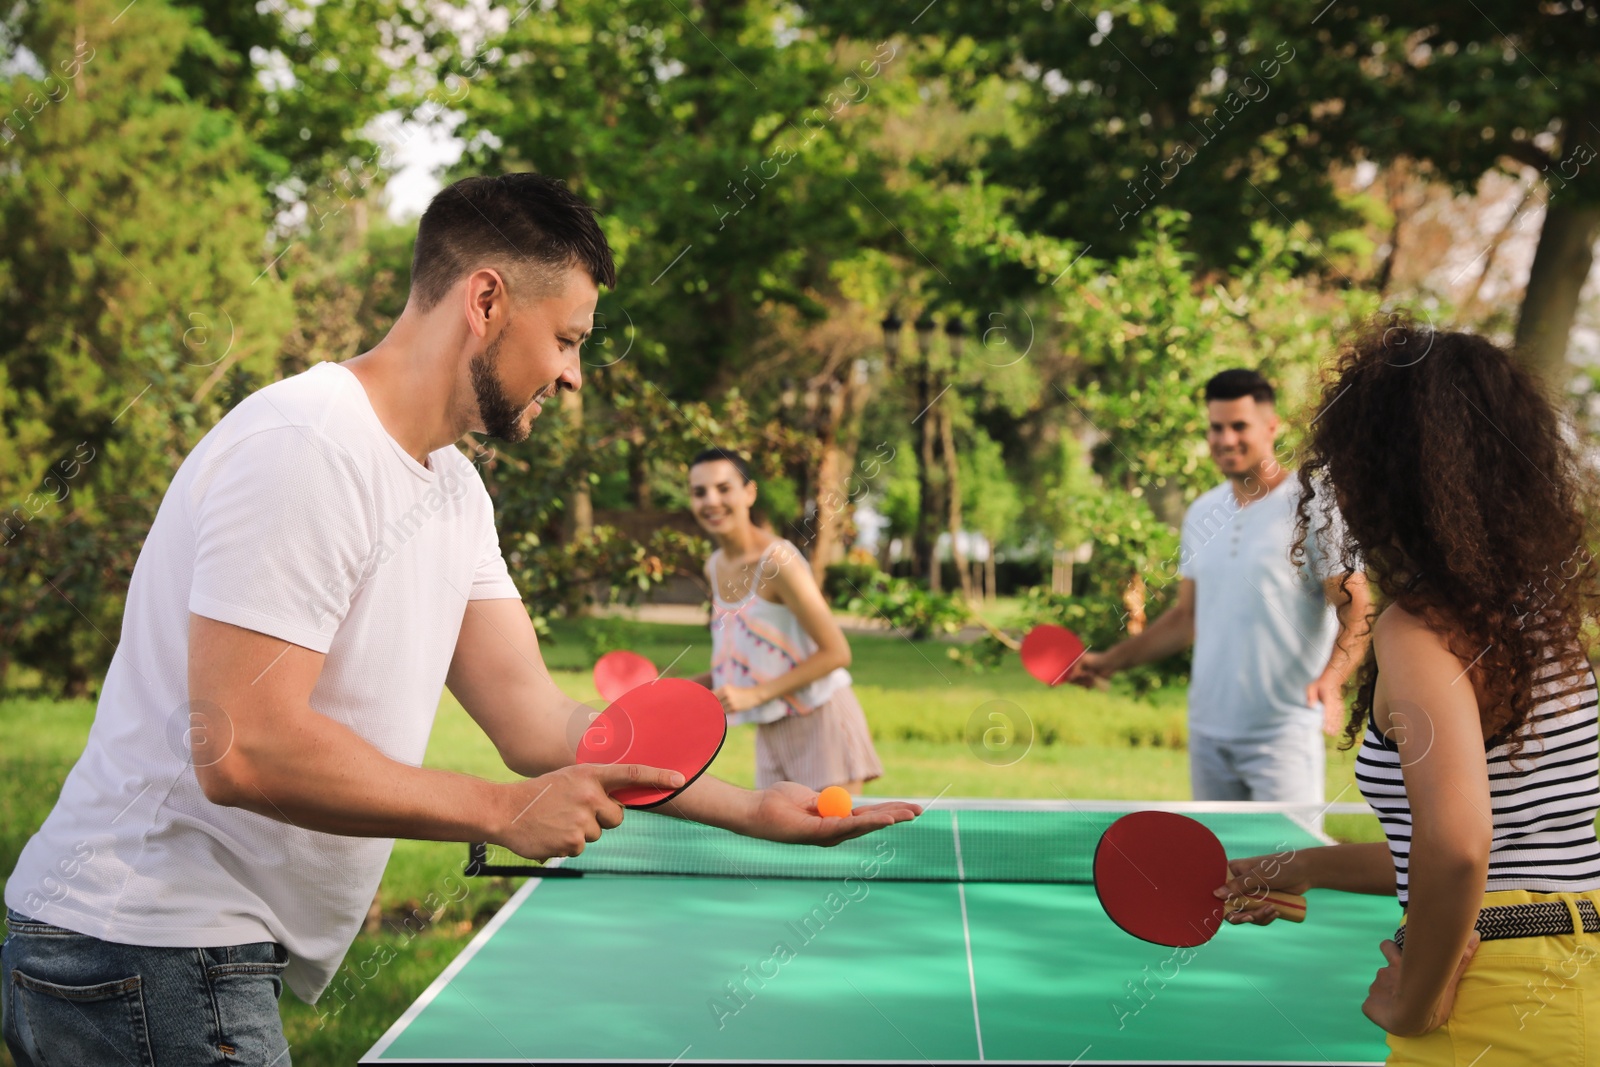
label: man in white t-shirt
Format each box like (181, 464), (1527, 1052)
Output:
(1072, 369), (1371, 803)
(1, 174), (920, 1067)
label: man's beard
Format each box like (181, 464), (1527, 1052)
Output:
(469, 331), (531, 444)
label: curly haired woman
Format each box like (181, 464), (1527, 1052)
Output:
(1219, 323), (1600, 1066)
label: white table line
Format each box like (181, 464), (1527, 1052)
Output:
(952, 812), (984, 1060)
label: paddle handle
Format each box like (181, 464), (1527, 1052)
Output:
(1225, 890), (1308, 923)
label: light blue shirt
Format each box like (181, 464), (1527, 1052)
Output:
(1178, 477), (1345, 741)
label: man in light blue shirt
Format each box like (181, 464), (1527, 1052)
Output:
(1073, 369), (1370, 802)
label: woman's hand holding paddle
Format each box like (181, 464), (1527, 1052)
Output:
(1215, 851), (1313, 925)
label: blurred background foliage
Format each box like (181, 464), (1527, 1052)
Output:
(3, 0), (1597, 694)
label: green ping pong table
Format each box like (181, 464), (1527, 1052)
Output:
(362, 800), (1397, 1064)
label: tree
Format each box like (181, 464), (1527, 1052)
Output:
(441, 1), (1058, 583)
(0, 0), (294, 690)
(162, 0), (448, 212)
(441, 1), (910, 393)
(805, 0), (1600, 382)
(1304, 3), (1600, 381)
(1056, 212), (1371, 625)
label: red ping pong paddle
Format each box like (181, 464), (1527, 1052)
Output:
(1020, 624), (1087, 686)
(1094, 811), (1307, 947)
(576, 678), (726, 808)
(593, 649), (660, 703)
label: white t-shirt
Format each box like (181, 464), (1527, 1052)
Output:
(1178, 477), (1345, 741)
(5, 362), (520, 1003)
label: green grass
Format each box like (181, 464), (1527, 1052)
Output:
(965, 594), (1033, 630)
(0, 619), (1384, 1065)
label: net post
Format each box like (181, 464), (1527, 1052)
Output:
(464, 842), (585, 878)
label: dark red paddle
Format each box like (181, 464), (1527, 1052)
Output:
(1020, 624), (1086, 686)
(1094, 811), (1307, 947)
(576, 678), (726, 808)
(593, 649), (659, 703)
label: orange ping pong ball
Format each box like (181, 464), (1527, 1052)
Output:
(816, 786), (853, 818)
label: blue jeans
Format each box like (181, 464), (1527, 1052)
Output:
(2, 909), (291, 1066)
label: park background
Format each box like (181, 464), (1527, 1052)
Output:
(4, 0), (1600, 1061)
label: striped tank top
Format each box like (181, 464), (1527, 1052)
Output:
(1355, 646), (1600, 905)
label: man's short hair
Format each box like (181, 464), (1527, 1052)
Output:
(409, 173), (617, 312)
(690, 447), (755, 484)
(1204, 368), (1275, 405)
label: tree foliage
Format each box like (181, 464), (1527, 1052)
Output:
(0, 0), (293, 690)
(2, 0), (1588, 692)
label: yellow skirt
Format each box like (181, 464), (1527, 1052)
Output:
(1387, 888), (1600, 1066)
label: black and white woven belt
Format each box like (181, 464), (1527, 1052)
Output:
(1393, 899), (1600, 951)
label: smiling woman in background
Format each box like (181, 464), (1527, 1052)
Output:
(686, 447), (883, 795)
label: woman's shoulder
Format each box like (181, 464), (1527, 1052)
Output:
(1372, 602), (1442, 647)
(1372, 604), (1486, 702)
(761, 537), (806, 564)
(760, 539), (818, 582)
(750, 539), (819, 602)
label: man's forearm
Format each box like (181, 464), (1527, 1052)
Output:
(493, 691), (592, 779)
(659, 774), (761, 833)
(1324, 608), (1371, 685)
(1105, 608), (1194, 671)
(1320, 576), (1372, 684)
(205, 703), (512, 844)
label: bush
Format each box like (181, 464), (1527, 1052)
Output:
(505, 525), (710, 624)
(822, 559), (882, 606)
(843, 573), (970, 640)
(580, 615), (633, 661)
(860, 690), (1189, 751)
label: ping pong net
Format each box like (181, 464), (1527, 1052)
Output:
(465, 799), (1334, 884)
